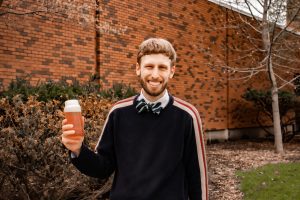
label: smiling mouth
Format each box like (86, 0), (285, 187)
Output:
(148, 81), (161, 87)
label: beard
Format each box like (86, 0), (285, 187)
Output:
(140, 77), (167, 97)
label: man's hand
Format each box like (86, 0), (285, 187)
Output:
(61, 117), (84, 157)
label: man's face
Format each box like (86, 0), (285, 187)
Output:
(136, 54), (175, 101)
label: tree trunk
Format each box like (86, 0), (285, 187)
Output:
(269, 58), (284, 154)
(271, 86), (284, 154)
(262, 0), (284, 154)
(268, 52), (284, 155)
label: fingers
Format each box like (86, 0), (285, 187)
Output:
(61, 118), (84, 153)
(62, 119), (75, 127)
(62, 117), (85, 127)
(62, 130), (83, 139)
(62, 119), (74, 129)
(61, 131), (83, 143)
(61, 136), (83, 153)
(62, 119), (67, 125)
(62, 129), (75, 135)
(62, 124), (74, 131)
(61, 136), (83, 144)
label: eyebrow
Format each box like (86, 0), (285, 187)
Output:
(143, 62), (169, 66)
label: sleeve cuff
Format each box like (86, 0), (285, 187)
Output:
(69, 145), (85, 160)
(70, 152), (77, 158)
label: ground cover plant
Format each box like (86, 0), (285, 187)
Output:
(208, 140), (300, 200)
(236, 162), (300, 200)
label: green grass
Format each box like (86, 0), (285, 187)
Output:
(236, 162), (300, 200)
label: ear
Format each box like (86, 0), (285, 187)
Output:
(169, 65), (176, 78)
(136, 63), (141, 76)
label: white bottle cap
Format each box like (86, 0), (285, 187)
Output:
(64, 99), (81, 112)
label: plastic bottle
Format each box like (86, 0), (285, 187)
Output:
(64, 99), (83, 135)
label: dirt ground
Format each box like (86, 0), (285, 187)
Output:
(207, 139), (300, 200)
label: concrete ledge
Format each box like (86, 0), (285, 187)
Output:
(228, 127), (270, 140)
(206, 129), (229, 142)
(206, 125), (296, 142)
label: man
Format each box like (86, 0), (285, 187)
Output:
(61, 38), (208, 200)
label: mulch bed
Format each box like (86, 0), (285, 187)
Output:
(207, 139), (300, 200)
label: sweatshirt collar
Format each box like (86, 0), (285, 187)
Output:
(137, 89), (170, 109)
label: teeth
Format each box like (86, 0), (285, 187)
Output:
(149, 81), (160, 86)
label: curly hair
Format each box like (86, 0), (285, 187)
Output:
(137, 38), (176, 66)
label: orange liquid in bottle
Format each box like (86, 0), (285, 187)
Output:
(65, 112), (83, 135)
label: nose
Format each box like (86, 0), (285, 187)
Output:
(151, 66), (159, 78)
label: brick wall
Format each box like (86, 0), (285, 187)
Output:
(99, 0), (229, 130)
(2, 0), (293, 131)
(226, 10), (272, 128)
(0, 0), (96, 86)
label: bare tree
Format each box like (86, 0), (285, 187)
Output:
(204, 0), (300, 154)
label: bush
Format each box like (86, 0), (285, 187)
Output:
(0, 77), (137, 102)
(0, 77), (137, 199)
(242, 89), (298, 141)
(99, 82), (138, 100)
(0, 94), (115, 199)
(0, 76), (101, 103)
(242, 89), (296, 117)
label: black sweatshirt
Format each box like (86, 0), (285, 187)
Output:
(71, 95), (208, 200)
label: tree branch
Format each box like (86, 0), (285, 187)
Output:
(244, 0), (263, 15)
(273, 63), (300, 72)
(273, 53), (300, 64)
(257, 0), (263, 8)
(273, 6), (300, 43)
(229, 12), (265, 51)
(283, 27), (300, 37)
(277, 74), (300, 90)
(228, 70), (262, 81)
(237, 12), (262, 34)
